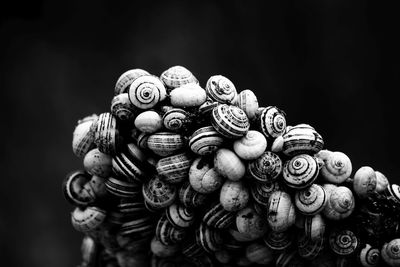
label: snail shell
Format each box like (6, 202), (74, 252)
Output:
(142, 175), (177, 209)
(304, 214), (326, 241)
(353, 166), (377, 199)
(62, 170), (94, 206)
(375, 171), (389, 193)
(251, 180), (281, 206)
(170, 83), (207, 108)
(156, 214), (186, 245)
(246, 242), (274, 265)
(114, 68), (149, 95)
(198, 100), (219, 116)
(156, 152), (193, 184)
(297, 231), (325, 260)
(134, 110), (163, 134)
(196, 223), (223, 253)
(94, 112), (119, 155)
(71, 206), (106, 232)
(271, 135), (284, 153)
(83, 148), (112, 178)
(178, 182), (208, 208)
(383, 184), (400, 205)
(236, 206), (269, 241)
(282, 124), (324, 157)
(189, 157), (223, 194)
(205, 75), (237, 104)
(111, 93), (136, 121)
(128, 75), (167, 109)
(329, 229), (358, 256)
(150, 236), (179, 258)
(117, 198), (147, 215)
(381, 238), (400, 267)
(189, 126), (224, 156)
(317, 150), (352, 184)
(236, 90), (259, 120)
(72, 114), (98, 158)
(233, 130), (267, 160)
(203, 202), (235, 229)
(264, 230), (293, 251)
(259, 106), (287, 139)
(214, 148), (246, 181)
(248, 151), (283, 182)
(323, 186), (355, 220)
(282, 154), (320, 189)
(211, 104), (250, 139)
(88, 175), (108, 200)
(80, 236), (97, 265)
(160, 65), (199, 91)
(105, 177), (141, 198)
(147, 132), (185, 157)
(359, 244), (380, 267)
(267, 191), (296, 232)
(120, 216), (154, 240)
(220, 180), (249, 211)
(136, 132), (150, 150)
(295, 184), (327, 215)
(162, 108), (189, 132)
(166, 203), (195, 228)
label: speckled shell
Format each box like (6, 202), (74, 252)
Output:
(162, 108), (189, 132)
(246, 242), (274, 265)
(120, 216), (154, 240)
(323, 186), (355, 220)
(83, 148), (112, 178)
(142, 175), (177, 209)
(251, 181), (281, 206)
(211, 104), (250, 139)
(166, 203), (195, 228)
(189, 157), (223, 194)
(178, 182), (208, 208)
(295, 184), (327, 215)
(105, 177), (141, 198)
(128, 75), (167, 109)
(189, 126), (224, 155)
(71, 206), (106, 232)
(94, 112), (119, 155)
(282, 124), (324, 157)
(147, 132), (185, 157)
(203, 202), (235, 229)
(233, 130), (267, 160)
(353, 166), (377, 199)
(156, 152), (193, 184)
(114, 69), (150, 95)
(329, 229), (358, 256)
(375, 171), (389, 193)
(156, 214), (186, 245)
(72, 114), (98, 158)
(236, 90), (259, 120)
(62, 170), (94, 206)
(236, 206), (269, 241)
(195, 223), (223, 253)
(267, 191), (296, 232)
(259, 106), (287, 139)
(150, 236), (179, 258)
(134, 110), (163, 133)
(205, 75), (237, 104)
(264, 230), (293, 251)
(317, 150), (352, 184)
(381, 239), (400, 267)
(170, 83), (207, 108)
(160, 65), (199, 91)
(214, 148), (246, 181)
(220, 180), (249, 211)
(248, 151), (283, 182)
(359, 244), (380, 267)
(304, 214), (326, 241)
(282, 154), (320, 189)
(111, 93), (136, 121)
(298, 231), (325, 260)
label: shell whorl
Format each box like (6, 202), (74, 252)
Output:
(189, 126), (224, 155)
(329, 229), (358, 256)
(318, 150), (352, 184)
(259, 106), (287, 139)
(323, 186), (355, 220)
(233, 130), (267, 160)
(295, 184), (327, 215)
(381, 239), (400, 267)
(211, 104), (250, 139)
(282, 124), (324, 157)
(162, 108), (189, 132)
(248, 151), (283, 183)
(114, 68), (149, 95)
(205, 75), (237, 104)
(283, 154), (320, 189)
(359, 244), (380, 267)
(160, 65), (198, 91)
(128, 75), (167, 109)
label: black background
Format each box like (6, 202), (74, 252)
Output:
(1, 0), (399, 266)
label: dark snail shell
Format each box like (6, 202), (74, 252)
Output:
(251, 180), (281, 206)
(203, 202), (235, 229)
(189, 126), (224, 156)
(236, 206), (269, 241)
(264, 230), (293, 251)
(195, 223), (223, 253)
(150, 236), (179, 258)
(211, 104), (250, 139)
(160, 65), (199, 91)
(329, 229), (358, 256)
(178, 182), (208, 208)
(259, 106), (287, 139)
(359, 244), (380, 267)
(119, 216), (154, 240)
(62, 170), (95, 206)
(248, 151), (283, 183)
(71, 206), (107, 233)
(282, 124), (324, 157)
(165, 203), (195, 228)
(111, 93), (136, 121)
(205, 75), (237, 104)
(282, 154), (320, 189)
(105, 177), (141, 198)
(156, 214), (186, 245)
(297, 231), (325, 260)
(245, 241), (274, 265)
(381, 238), (400, 267)
(128, 75), (167, 109)
(94, 112), (120, 155)
(114, 69), (149, 95)
(162, 108), (190, 132)
(142, 175), (177, 210)
(295, 184), (327, 215)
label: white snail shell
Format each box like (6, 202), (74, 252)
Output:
(282, 154), (320, 189)
(211, 104), (250, 139)
(359, 244), (380, 267)
(156, 152), (193, 184)
(189, 126), (224, 156)
(220, 180), (249, 211)
(317, 150), (352, 184)
(189, 157), (223, 194)
(147, 132), (185, 157)
(245, 242), (274, 265)
(114, 68), (149, 95)
(134, 110), (163, 134)
(295, 184), (327, 215)
(72, 114), (98, 158)
(304, 214), (326, 241)
(205, 75), (237, 104)
(162, 108), (189, 132)
(375, 171), (389, 193)
(329, 229), (358, 256)
(170, 83), (207, 108)
(160, 65), (199, 91)
(323, 186), (355, 220)
(71, 206), (106, 232)
(214, 148), (246, 181)
(83, 148), (112, 178)
(267, 190), (296, 232)
(236, 206), (269, 241)
(128, 75), (167, 109)
(259, 106), (287, 139)
(353, 166), (377, 199)
(282, 124), (324, 157)
(236, 89), (259, 120)
(111, 93), (136, 121)
(233, 130), (267, 160)
(381, 238), (400, 267)
(248, 151), (283, 182)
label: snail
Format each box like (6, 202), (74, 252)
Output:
(219, 180), (249, 211)
(156, 214), (186, 245)
(383, 183), (400, 205)
(156, 152), (193, 184)
(235, 89), (259, 120)
(358, 244), (380, 267)
(72, 114), (98, 158)
(150, 236), (179, 258)
(259, 106), (287, 139)
(251, 180), (281, 206)
(297, 231), (325, 260)
(282, 124), (324, 157)
(195, 223), (223, 253)
(205, 75), (237, 104)
(263, 230), (293, 251)
(142, 175), (177, 210)
(170, 83), (207, 108)
(282, 154), (320, 189)
(189, 157), (223, 194)
(147, 132), (186, 157)
(83, 148), (112, 178)
(214, 148), (246, 181)
(248, 151), (283, 183)
(105, 177), (141, 198)
(181, 237), (204, 259)
(134, 110), (163, 133)
(304, 214), (326, 241)
(165, 203), (195, 229)
(94, 112), (120, 155)
(375, 171), (389, 193)
(245, 241), (274, 265)
(381, 238), (400, 267)
(71, 206), (107, 233)
(271, 135), (284, 153)
(62, 170), (95, 206)
(114, 68), (149, 95)
(110, 93), (137, 121)
(128, 75), (167, 110)
(160, 65), (199, 91)
(88, 175), (108, 201)
(329, 229), (358, 256)
(236, 206), (269, 241)
(162, 108), (190, 132)
(353, 166), (377, 199)
(178, 181), (208, 208)
(211, 104), (250, 139)
(203, 202), (235, 229)
(233, 130), (267, 160)
(323, 185), (355, 220)
(189, 126), (224, 156)
(136, 132), (150, 150)
(316, 150), (352, 184)
(267, 190), (296, 232)
(295, 184), (327, 215)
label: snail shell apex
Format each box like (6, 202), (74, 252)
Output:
(111, 93), (136, 121)
(205, 75), (237, 104)
(329, 229), (358, 256)
(359, 244), (380, 267)
(295, 184), (327, 215)
(283, 154), (320, 189)
(317, 150), (352, 184)
(114, 68), (150, 95)
(323, 186), (355, 220)
(248, 151), (283, 183)
(259, 106), (287, 139)
(128, 75), (167, 109)
(72, 114), (98, 158)
(162, 108), (189, 132)
(381, 239), (400, 267)
(211, 104), (250, 139)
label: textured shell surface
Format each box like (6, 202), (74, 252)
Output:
(236, 89), (259, 120)
(245, 242), (274, 265)
(264, 230), (293, 251)
(214, 148), (246, 181)
(205, 75), (237, 104)
(233, 130), (267, 160)
(128, 75), (167, 109)
(72, 114), (98, 158)
(162, 108), (189, 132)
(156, 214), (186, 245)
(147, 132), (185, 157)
(196, 223), (223, 253)
(203, 202), (235, 229)
(359, 244), (380, 267)
(304, 214), (326, 241)
(297, 231), (325, 260)
(83, 148), (112, 178)
(160, 65), (199, 90)
(178, 181), (208, 208)
(114, 68), (150, 95)
(62, 170), (94, 206)
(88, 175), (108, 199)
(375, 171), (389, 193)
(323, 186), (355, 220)
(189, 126), (224, 155)
(317, 150), (352, 184)
(251, 180), (281, 206)
(170, 83), (207, 108)
(259, 106), (287, 139)
(142, 175), (177, 209)
(295, 184), (327, 215)
(119, 216), (154, 239)
(189, 157), (223, 194)
(267, 190), (296, 232)
(71, 206), (106, 233)
(329, 229), (358, 256)
(353, 166), (377, 198)
(219, 180), (249, 211)
(156, 152), (193, 184)
(248, 151), (283, 182)
(111, 93), (136, 121)
(211, 104), (250, 139)
(283, 154), (320, 189)
(282, 124), (324, 157)
(94, 112), (119, 155)
(134, 110), (163, 134)
(381, 239), (400, 267)
(236, 206), (269, 241)
(166, 203), (195, 228)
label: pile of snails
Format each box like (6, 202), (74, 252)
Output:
(64, 66), (400, 267)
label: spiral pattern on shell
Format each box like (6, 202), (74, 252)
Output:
(156, 214), (186, 245)
(160, 65), (198, 91)
(359, 244), (380, 267)
(259, 106), (287, 139)
(384, 184), (400, 205)
(203, 202), (235, 229)
(178, 182), (208, 208)
(114, 68), (149, 95)
(282, 124), (324, 157)
(62, 170), (94, 206)
(128, 75), (167, 109)
(381, 239), (400, 267)
(251, 181), (281, 206)
(211, 104), (250, 139)
(111, 93), (136, 121)
(283, 154), (320, 189)
(318, 150), (352, 184)
(329, 229), (358, 256)
(156, 152), (192, 184)
(165, 203), (195, 228)
(248, 151), (283, 183)
(162, 108), (189, 132)
(205, 75), (237, 104)
(195, 223), (223, 253)
(189, 126), (224, 155)
(142, 176), (177, 209)
(295, 184), (327, 215)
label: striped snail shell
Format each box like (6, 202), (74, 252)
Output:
(205, 75), (237, 104)
(246, 242), (274, 265)
(196, 223), (223, 253)
(136, 132), (150, 150)
(178, 182), (208, 208)
(203, 202), (235, 229)
(62, 170), (94, 206)
(353, 166), (377, 199)
(359, 244), (380, 267)
(111, 93), (136, 121)
(264, 230), (293, 251)
(236, 206), (269, 241)
(147, 132), (186, 157)
(170, 83), (207, 108)
(220, 180), (249, 211)
(267, 191), (296, 232)
(297, 231), (325, 260)
(162, 108), (190, 132)
(105, 177), (141, 198)
(71, 206), (106, 233)
(304, 214), (326, 241)
(251, 180), (281, 206)
(142, 175), (177, 209)
(233, 130), (267, 160)
(329, 229), (358, 256)
(282, 154), (320, 189)
(381, 238), (400, 267)
(236, 90), (259, 120)
(181, 237), (204, 259)
(189, 126), (224, 156)
(211, 104), (250, 139)
(83, 148), (112, 178)
(134, 110), (163, 134)
(189, 157), (223, 194)
(295, 184), (327, 215)
(383, 184), (400, 205)
(271, 135), (284, 153)
(128, 75), (167, 109)
(214, 148), (246, 181)
(160, 65), (199, 91)
(150, 236), (179, 258)
(248, 151), (283, 182)
(282, 124), (324, 157)
(166, 203), (195, 228)
(317, 150), (352, 184)
(199, 100), (219, 116)
(114, 68), (149, 95)
(375, 171), (389, 193)
(156, 214), (186, 245)
(259, 106), (287, 139)
(94, 112), (120, 155)
(120, 216), (154, 240)
(117, 198), (147, 215)
(72, 114), (98, 158)
(156, 152), (193, 184)
(323, 186), (355, 220)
